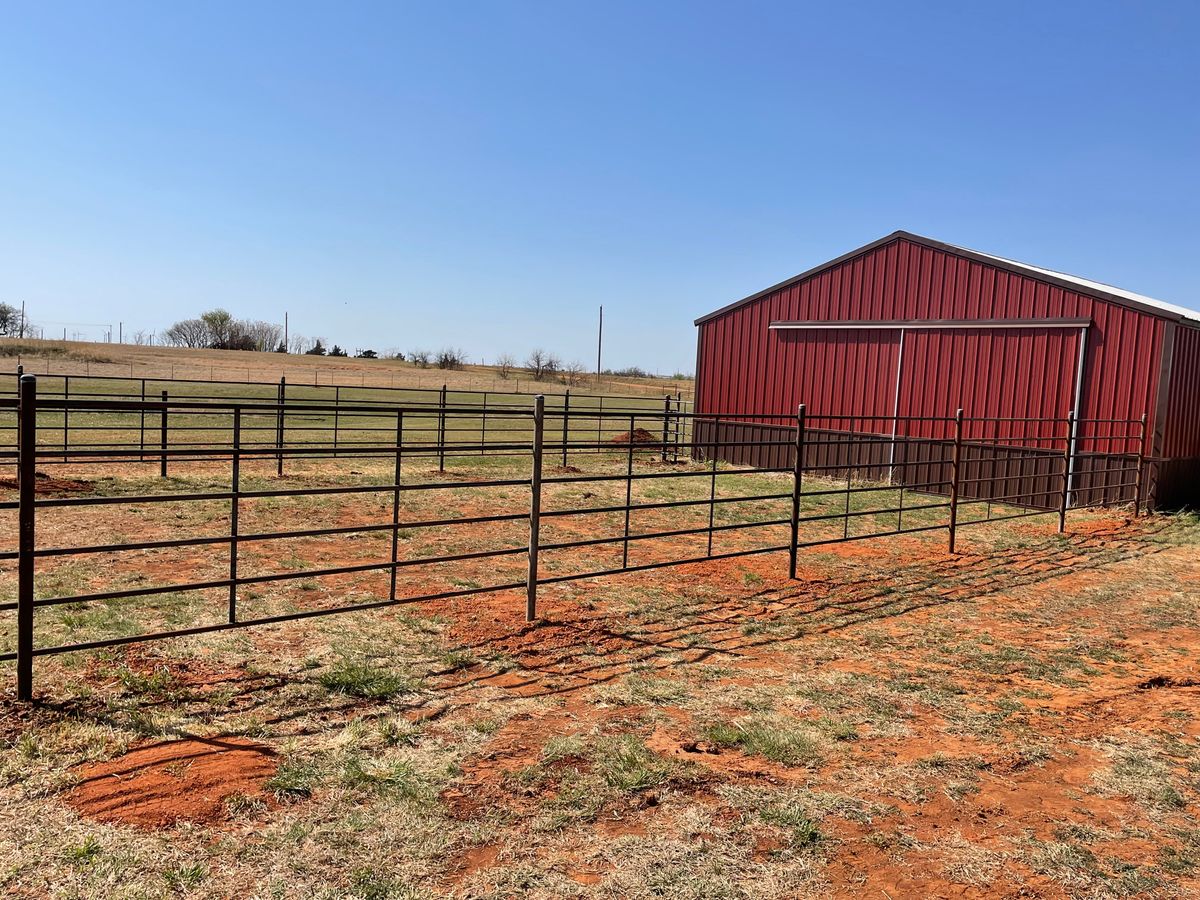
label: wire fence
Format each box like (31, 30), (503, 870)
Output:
(0, 375), (1146, 700)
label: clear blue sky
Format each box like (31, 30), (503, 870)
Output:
(2, 1), (1197, 373)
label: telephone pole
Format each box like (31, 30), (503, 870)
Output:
(596, 305), (603, 381)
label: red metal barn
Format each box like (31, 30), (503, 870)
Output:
(693, 231), (1200, 509)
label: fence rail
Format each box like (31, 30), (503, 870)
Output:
(0, 375), (1146, 700)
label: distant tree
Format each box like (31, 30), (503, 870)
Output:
(526, 349), (562, 381)
(305, 339), (327, 356)
(329, 344), (348, 357)
(0, 303), (31, 338)
(525, 348), (549, 380)
(163, 318), (210, 348)
(356, 349), (378, 359)
(495, 353), (515, 379)
(276, 341), (287, 353)
(562, 360), (587, 386)
(199, 309), (235, 348)
(132, 330), (151, 346)
(409, 349), (431, 368)
(436, 347), (466, 370)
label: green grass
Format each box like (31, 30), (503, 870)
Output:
(702, 715), (823, 767)
(318, 659), (419, 700)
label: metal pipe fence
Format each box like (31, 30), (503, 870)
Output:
(0, 375), (1146, 700)
(0, 370), (692, 471)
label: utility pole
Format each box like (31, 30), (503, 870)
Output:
(284, 311), (288, 353)
(596, 304), (603, 382)
(118, 322), (122, 344)
(18, 301), (25, 339)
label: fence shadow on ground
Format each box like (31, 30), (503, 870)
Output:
(7, 516), (1182, 746)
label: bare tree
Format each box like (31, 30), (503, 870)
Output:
(495, 353), (515, 379)
(132, 330), (151, 346)
(436, 347), (466, 370)
(163, 318), (210, 348)
(409, 349), (431, 368)
(0, 303), (32, 338)
(562, 360), (587, 386)
(525, 348), (550, 379)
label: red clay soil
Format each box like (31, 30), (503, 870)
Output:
(66, 736), (277, 828)
(608, 428), (658, 445)
(0, 471), (93, 493)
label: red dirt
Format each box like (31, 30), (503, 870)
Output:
(609, 428), (658, 445)
(66, 736), (278, 828)
(0, 471), (93, 493)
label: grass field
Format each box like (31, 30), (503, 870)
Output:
(0, 338), (695, 401)
(1, 449), (1199, 898)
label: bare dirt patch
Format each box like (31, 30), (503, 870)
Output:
(65, 736), (277, 828)
(0, 471), (93, 494)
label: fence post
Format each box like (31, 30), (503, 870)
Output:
(1058, 410), (1074, 533)
(788, 404), (806, 580)
(561, 389), (570, 467)
(948, 408), (964, 553)
(229, 408), (241, 624)
(526, 395), (545, 622)
(438, 384), (447, 473)
(623, 413), (635, 568)
(707, 419), (719, 556)
(333, 384), (340, 458)
(16, 374), (36, 701)
(62, 375), (69, 463)
(390, 410), (404, 601)
(159, 390), (169, 478)
(480, 392), (487, 456)
(1134, 413), (1147, 517)
(674, 391), (683, 462)
(139, 378), (146, 460)
(661, 395), (671, 463)
(276, 377), (285, 477)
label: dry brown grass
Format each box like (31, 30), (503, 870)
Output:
(1, 337), (693, 400)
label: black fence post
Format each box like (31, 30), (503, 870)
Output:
(788, 404), (806, 580)
(390, 410), (404, 601)
(480, 392), (487, 456)
(707, 419), (719, 556)
(561, 389), (570, 468)
(16, 374), (36, 701)
(1058, 410), (1074, 533)
(139, 378), (146, 461)
(622, 413), (635, 568)
(62, 375), (69, 463)
(1134, 413), (1147, 517)
(159, 390), (169, 478)
(661, 395), (671, 463)
(438, 384), (447, 473)
(229, 408), (241, 624)
(526, 395), (544, 622)
(276, 377), (286, 477)
(948, 408), (964, 553)
(333, 384), (340, 458)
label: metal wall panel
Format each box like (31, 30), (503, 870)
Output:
(695, 237), (1168, 454)
(1164, 324), (1200, 459)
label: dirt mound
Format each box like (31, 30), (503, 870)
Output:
(609, 428), (658, 445)
(66, 736), (277, 828)
(0, 471), (93, 493)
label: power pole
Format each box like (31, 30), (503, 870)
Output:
(284, 311), (288, 353)
(596, 304), (603, 381)
(118, 322), (122, 343)
(19, 301), (25, 339)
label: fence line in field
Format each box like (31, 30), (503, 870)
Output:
(0, 375), (1146, 700)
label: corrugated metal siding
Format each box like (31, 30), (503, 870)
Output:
(1164, 324), (1200, 458)
(695, 237), (1166, 451)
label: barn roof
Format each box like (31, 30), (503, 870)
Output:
(694, 230), (1200, 327)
